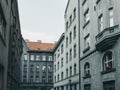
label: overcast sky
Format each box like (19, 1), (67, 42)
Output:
(18, 0), (68, 43)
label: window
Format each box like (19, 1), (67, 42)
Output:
(42, 66), (46, 73)
(58, 62), (59, 70)
(66, 37), (68, 47)
(42, 76), (46, 83)
(84, 35), (90, 49)
(24, 54), (27, 60)
(70, 67), (72, 76)
(42, 55), (46, 61)
(48, 66), (52, 72)
(54, 65), (56, 72)
(84, 9), (89, 23)
(84, 62), (90, 76)
(30, 55), (34, 61)
(66, 53), (68, 63)
(36, 65), (39, 72)
(48, 76), (52, 83)
(84, 84), (91, 90)
(109, 8), (114, 27)
(73, 26), (76, 39)
(70, 49), (72, 60)
(61, 44), (64, 54)
(74, 64), (77, 75)
(57, 49), (60, 58)
(0, 8), (6, 40)
(30, 65), (34, 72)
(54, 54), (56, 61)
(29, 76), (34, 83)
(36, 55), (40, 61)
(57, 74), (59, 81)
(35, 76), (40, 82)
(61, 72), (64, 80)
(98, 15), (103, 31)
(103, 81), (115, 90)
(103, 51), (114, 71)
(61, 58), (63, 68)
(69, 15), (72, 24)
(66, 85), (68, 90)
(66, 69), (68, 78)
(0, 66), (4, 90)
(74, 84), (77, 90)
(74, 44), (77, 57)
(54, 76), (56, 82)
(97, 0), (102, 12)
(48, 56), (52, 61)
(66, 22), (68, 30)
(69, 32), (72, 44)
(73, 8), (76, 19)
(23, 75), (27, 82)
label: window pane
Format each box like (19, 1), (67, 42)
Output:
(30, 55), (34, 60)
(109, 9), (114, 27)
(42, 55), (46, 61)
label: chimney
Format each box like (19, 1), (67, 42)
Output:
(37, 40), (42, 43)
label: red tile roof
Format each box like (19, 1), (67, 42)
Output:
(27, 41), (55, 51)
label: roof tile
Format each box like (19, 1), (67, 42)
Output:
(27, 42), (55, 51)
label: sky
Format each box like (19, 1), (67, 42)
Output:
(18, 0), (68, 43)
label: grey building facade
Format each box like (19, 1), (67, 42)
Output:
(53, 0), (80, 89)
(0, 0), (22, 90)
(21, 40), (55, 90)
(79, 0), (120, 90)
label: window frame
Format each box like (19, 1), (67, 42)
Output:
(109, 8), (114, 27)
(84, 62), (90, 76)
(98, 14), (103, 32)
(103, 51), (114, 72)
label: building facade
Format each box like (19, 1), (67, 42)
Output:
(21, 40), (55, 90)
(53, 0), (80, 89)
(79, 0), (120, 90)
(0, 0), (22, 90)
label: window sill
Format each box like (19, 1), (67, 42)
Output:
(83, 20), (90, 29)
(83, 46), (90, 53)
(83, 75), (91, 79)
(101, 68), (116, 74)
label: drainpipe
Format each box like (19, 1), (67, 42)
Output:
(77, 0), (81, 89)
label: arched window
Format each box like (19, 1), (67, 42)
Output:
(84, 62), (90, 76)
(103, 51), (114, 71)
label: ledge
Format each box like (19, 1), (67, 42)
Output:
(82, 0), (87, 5)
(83, 20), (90, 29)
(83, 46), (90, 53)
(83, 75), (91, 79)
(54, 73), (79, 84)
(101, 68), (116, 74)
(96, 0), (101, 4)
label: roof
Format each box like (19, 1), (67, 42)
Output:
(53, 33), (65, 52)
(27, 41), (55, 51)
(65, 0), (70, 14)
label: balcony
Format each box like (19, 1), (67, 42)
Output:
(96, 25), (120, 51)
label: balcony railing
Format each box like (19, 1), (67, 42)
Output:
(96, 25), (120, 51)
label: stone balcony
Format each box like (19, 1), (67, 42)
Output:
(96, 25), (120, 51)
